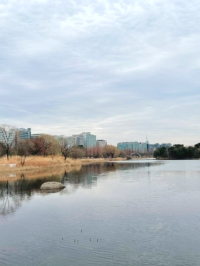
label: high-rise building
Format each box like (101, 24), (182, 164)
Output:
(139, 142), (148, 153)
(65, 132), (97, 149)
(0, 127), (31, 145)
(18, 128), (31, 140)
(96, 140), (107, 148)
(72, 135), (85, 147)
(64, 135), (83, 147)
(80, 132), (96, 148)
(117, 141), (172, 154)
(117, 141), (148, 154)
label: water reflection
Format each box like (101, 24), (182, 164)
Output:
(62, 162), (161, 187)
(0, 162), (161, 217)
(0, 181), (27, 217)
(2, 160), (200, 266)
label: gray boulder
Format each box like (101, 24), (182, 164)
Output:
(40, 182), (65, 190)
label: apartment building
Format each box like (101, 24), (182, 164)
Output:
(117, 141), (148, 154)
(65, 132), (97, 149)
(0, 127), (31, 145)
(96, 140), (107, 148)
(18, 128), (31, 140)
(117, 141), (172, 154)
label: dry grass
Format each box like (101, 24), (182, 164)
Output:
(0, 155), (81, 167)
(0, 155), (125, 180)
(0, 165), (82, 181)
(0, 155), (82, 175)
(0, 156), (124, 167)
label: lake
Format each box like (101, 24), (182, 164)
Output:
(0, 160), (200, 266)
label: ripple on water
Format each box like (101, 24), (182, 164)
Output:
(1, 161), (200, 266)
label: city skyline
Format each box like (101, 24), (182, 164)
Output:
(1, 1), (200, 146)
(0, 124), (195, 147)
(0, 126), (174, 150)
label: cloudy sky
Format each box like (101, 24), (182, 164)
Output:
(0, 0), (200, 145)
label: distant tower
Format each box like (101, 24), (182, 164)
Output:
(146, 133), (149, 153)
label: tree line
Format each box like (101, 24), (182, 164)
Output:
(0, 125), (121, 164)
(153, 144), (200, 159)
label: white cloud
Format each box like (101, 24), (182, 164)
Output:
(0, 0), (200, 145)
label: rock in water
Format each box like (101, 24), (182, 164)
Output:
(40, 182), (65, 190)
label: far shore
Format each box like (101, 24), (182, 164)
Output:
(155, 157), (200, 160)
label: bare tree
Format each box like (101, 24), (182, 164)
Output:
(0, 142), (5, 157)
(58, 137), (75, 160)
(32, 135), (60, 156)
(41, 135), (60, 157)
(0, 125), (17, 160)
(17, 139), (33, 166)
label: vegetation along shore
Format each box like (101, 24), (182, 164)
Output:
(154, 143), (200, 159)
(0, 124), (124, 177)
(0, 156), (124, 176)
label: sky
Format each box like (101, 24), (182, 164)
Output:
(0, 0), (200, 145)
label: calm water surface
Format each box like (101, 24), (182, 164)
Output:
(0, 160), (200, 266)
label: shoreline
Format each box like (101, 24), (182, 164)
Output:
(0, 156), (157, 181)
(155, 158), (200, 160)
(0, 156), (125, 180)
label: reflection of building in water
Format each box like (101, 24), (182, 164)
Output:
(62, 164), (119, 189)
(62, 162), (162, 188)
(62, 164), (101, 188)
